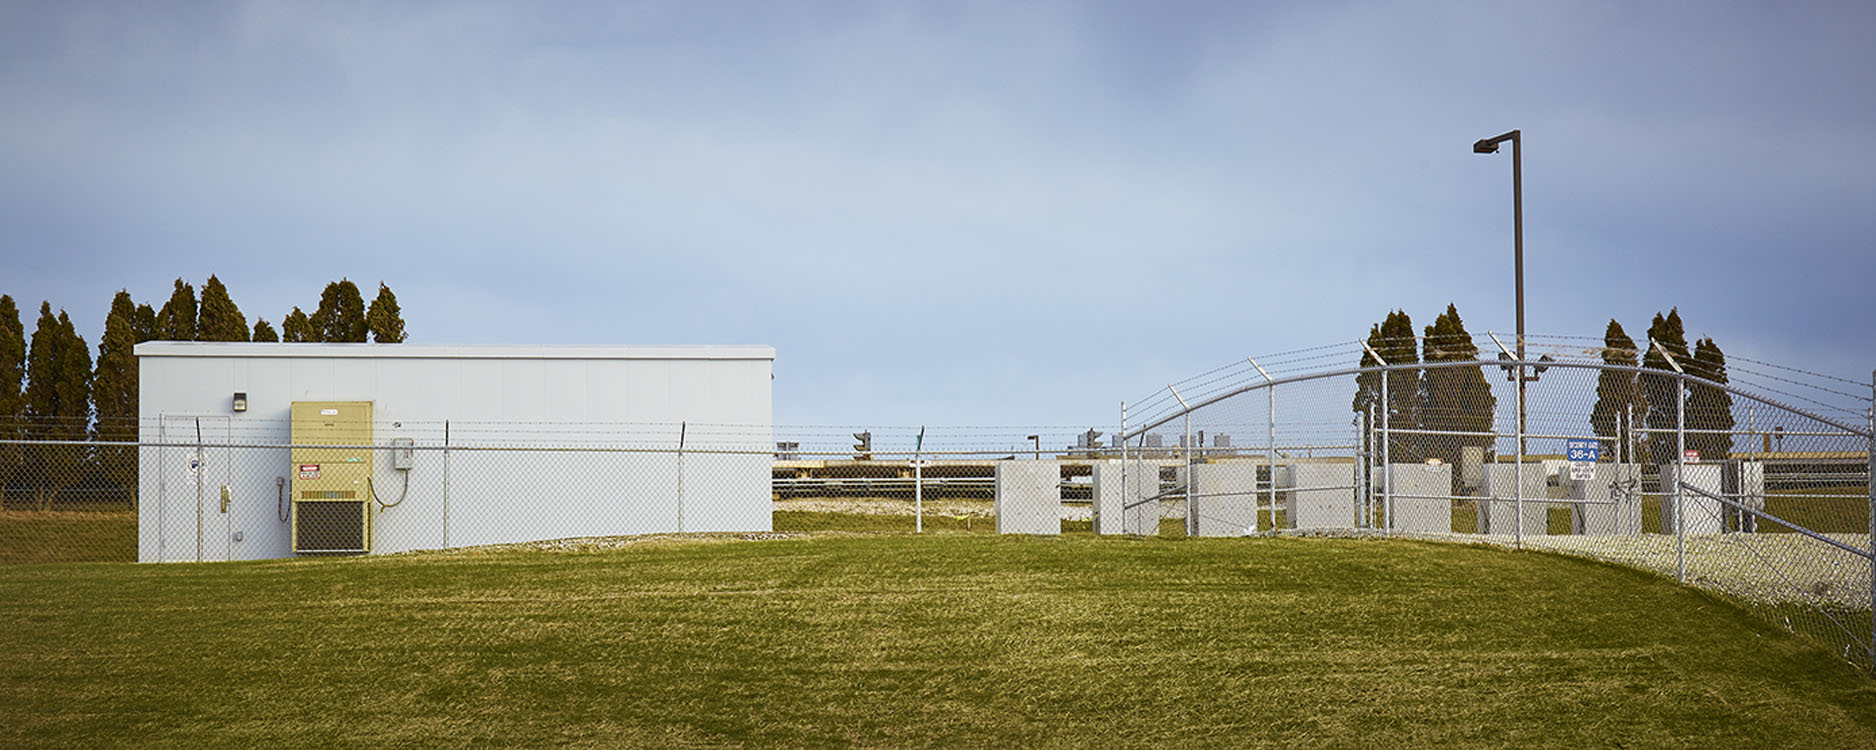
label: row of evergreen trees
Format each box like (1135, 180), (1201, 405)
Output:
(1589, 309), (1732, 464)
(1351, 304), (1498, 469)
(1350, 305), (1733, 468)
(0, 278), (407, 509)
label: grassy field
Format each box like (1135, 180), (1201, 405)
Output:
(0, 510), (136, 565)
(5, 519), (1876, 748)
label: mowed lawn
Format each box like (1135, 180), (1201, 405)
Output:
(4, 529), (1876, 748)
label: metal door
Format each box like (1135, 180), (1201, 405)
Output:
(158, 415), (231, 562)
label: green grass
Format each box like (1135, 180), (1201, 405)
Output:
(5, 531), (1875, 748)
(0, 510), (136, 565)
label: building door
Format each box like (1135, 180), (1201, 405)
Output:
(158, 415), (231, 562)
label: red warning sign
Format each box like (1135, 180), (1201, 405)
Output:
(299, 464), (320, 479)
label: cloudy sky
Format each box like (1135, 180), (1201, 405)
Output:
(3, 1), (1872, 430)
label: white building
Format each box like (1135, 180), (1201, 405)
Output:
(135, 343), (774, 563)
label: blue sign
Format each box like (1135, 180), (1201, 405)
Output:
(1566, 439), (1599, 463)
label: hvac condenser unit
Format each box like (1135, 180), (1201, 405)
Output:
(291, 401), (373, 554)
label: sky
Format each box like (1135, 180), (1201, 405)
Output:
(3, 0), (1873, 433)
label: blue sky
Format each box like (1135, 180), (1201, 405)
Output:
(3, 1), (1872, 430)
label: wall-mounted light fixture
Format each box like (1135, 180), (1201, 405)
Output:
(232, 392), (248, 412)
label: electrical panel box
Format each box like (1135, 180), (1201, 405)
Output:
(390, 437), (414, 470)
(291, 401), (374, 554)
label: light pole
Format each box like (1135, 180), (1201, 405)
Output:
(1474, 129), (1524, 450)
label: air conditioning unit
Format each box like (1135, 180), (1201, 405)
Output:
(291, 401), (374, 554)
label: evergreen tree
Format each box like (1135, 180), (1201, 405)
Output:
(0, 296), (24, 508)
(365, 282), (407, 343)
(156, 278), (198, 341)
(1686, 336), (1735, 461)
(1377, 310), (1425, 462)
(311, 279), (368, 343)
(1589, 319), (1645, 460)
(93, 293), (142, 506)
(281, 307), (316, 342)
(1421, 304), (1494, 477)
(24, 304), (92, 510)
(1641, 309), (1692, 464)
(251, 319), (279, 342)
(93, 291), (141, 435)
(196, 275), (249, 342)
(0, 296), (23, 427)
(131, 303), (158, 343)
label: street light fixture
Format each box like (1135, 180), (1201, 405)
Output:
(1474, 128), (1525, 449)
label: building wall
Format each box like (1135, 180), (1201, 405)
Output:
(135, 343), (773, 562)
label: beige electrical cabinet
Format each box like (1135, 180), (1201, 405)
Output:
(291, 401), (374, 554)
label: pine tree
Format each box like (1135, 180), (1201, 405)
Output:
(365, 283), (407, 343)
(0, 296), (24, 509)
(94, 292), (142, 506)
(1378, 310), (1425, 462)
(251, 319), (279, 342)
(1641, 309), (1692, 464)
(1421, 304), (1494, 476)
(24, 304), (92, 510)
(281, 307), (316, 342)
(93, 291), (141, 437)
(131, 303), (158, 343)
(1589, 319), (1644, 460)
(156, 279), (198, 341)
(311, 279), (368, 343)
(1686, 336), (1735, 461)
(196, 275), (249, 342)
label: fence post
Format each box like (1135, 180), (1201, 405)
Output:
(1119, 401), (1127, 535)
(676, 421), (687, 533)
(915, 426), (925, 534)
(1381, 366), (1392, 533)
(1866, 369), (1873, 676)
(443, 420), (451, 549)
(1515, 360), (1525, 550)
(195, 417), (205, 564)
(1676, 372), (1687, 582)
(1184, 410), (1195, 537)
(1266, 384), (1277, 533)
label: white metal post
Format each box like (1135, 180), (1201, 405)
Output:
(1184, 411), (1195, 537)
(1382, 364), (1392, 532)
(915, 426), (925, 534)
(1866, 370), (1873, 675)
(1168, 385), (1193, 537)
(443, 419), (451, 549)
(1676, 374), (1687, 582)
(1514, 360), (1525, 550)
(195, 417), (204, 563)
(1248, 356), (1275, 534)
(1119, 401), (1127, 535)
(676, 421), (687, 534)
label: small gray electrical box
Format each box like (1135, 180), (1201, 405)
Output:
(390, 438), (415, 470)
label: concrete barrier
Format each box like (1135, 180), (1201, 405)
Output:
(1122, 460), (1166, 535)
(1091, 461), (1124, 535)
(995, 461), (1059, 535)
(1192, 462), (1259, 536)
(1286, 463), (1355, 530)
(1661, 463), (1723, 535)
(1567, 463), (1642, 536)
(1481, 464), (1547, 536)
(1385, 463), (1451, 534)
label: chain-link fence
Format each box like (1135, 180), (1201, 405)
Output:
(0, 422), (1120, 564)
(4, 336), (1871, 672)
(1117, 335), (1875, 672)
